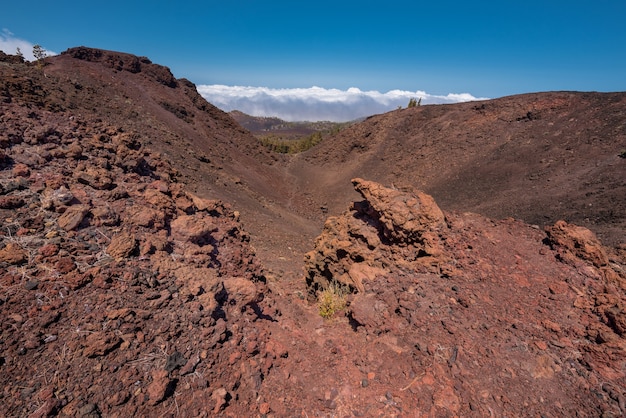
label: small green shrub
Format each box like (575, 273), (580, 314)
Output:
(407, 97), (422, 108)
(318, 280), (348, 319)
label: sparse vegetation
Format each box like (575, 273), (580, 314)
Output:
(260, 131), (323, 154)
(407, 97), (422, 108)
(32, 44), (47, 68)
(318, 280), (348, 319)
(257, 121), (350, 154)
(230, 111), (351, 154)
(619, 149), (626, 159)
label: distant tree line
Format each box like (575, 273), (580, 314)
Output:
(407, 97), (422, 108)
(260, 131), (323, 154)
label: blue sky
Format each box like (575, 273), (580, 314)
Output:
(2, 1), (625, 120)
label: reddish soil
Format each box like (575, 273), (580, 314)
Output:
(1, 48), (625, 417)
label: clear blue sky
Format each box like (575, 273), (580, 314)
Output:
(2, 1), (625, 98)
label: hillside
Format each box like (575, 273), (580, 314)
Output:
(296, 92), (626, 247)
(1, 48), (626, 416)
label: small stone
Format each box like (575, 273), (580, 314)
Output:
(228, 351), (242, 365)
(78, 403), (98, 416)
(57, 204), (90, 231)
(170, 213), (217, 243)
(12, 163), (30, 177)
(542, 320), (562, 333)
(0, 243), (28, 265)
(55, 257), (76, 274)
(106, 231), (137, 259)
(212, 388), (229, 413)
(66, 144), (83, 159)
(259, 402), (270, 414)
(38, 243), (59, 258)
(24, 336), (42, 349)
(83, 332), (122, 357)
(361, 379), (369, 387)
(180, 354), (200, 376)
(147, 369), (171, 405)
(24, 280), (39, 290)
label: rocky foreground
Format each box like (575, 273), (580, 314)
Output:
(1, 49), (626, 417)
(0, 96), (283, 416)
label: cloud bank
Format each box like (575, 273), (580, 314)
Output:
(198, 85), (488, 122)
(0, 29), (57, 61)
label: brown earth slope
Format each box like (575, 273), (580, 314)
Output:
(1, 48), (626, 416)
(297, 92), (626, 248)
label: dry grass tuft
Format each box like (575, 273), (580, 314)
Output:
(318, 280), (348, 319)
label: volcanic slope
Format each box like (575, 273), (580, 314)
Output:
(3, 47), (319, 278)
(296, 92), (626, 247)
(1, 48), (626, 416)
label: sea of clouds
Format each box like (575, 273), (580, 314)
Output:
(197, 85), (488, 122)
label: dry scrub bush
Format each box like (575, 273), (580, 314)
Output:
(318, 280), (348, 319)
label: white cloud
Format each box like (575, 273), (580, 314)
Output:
(0, 29), (57, 61)
(197, 84), (489, 122)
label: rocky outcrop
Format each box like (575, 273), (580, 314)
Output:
(63, 47), (178, 87)
(299, 179), (626, 416)
(0, 50), (25, 64)
(545, 220), (610, 268)
(545, 220), (626, 339)
(305, 178), (450, 295)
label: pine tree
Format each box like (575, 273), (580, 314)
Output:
(32, 44), (47, 68)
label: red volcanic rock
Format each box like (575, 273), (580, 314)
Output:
(545, 220), (610, 267)
(0, 195), (25, 209)
(38, 243), (59, 258)
(305, 179), (450, 294)
(170, 213), (217, 244)
(146, 369), (171, 405)
(82, 331), (122, 358)
(57, 204), (90, 230)
(0, 242), (28, 265)
(352, 178), (446, 248)
(297, 179), (626, 417)
(106, 231), (138, 259)
(222, 276), (262, 308)
(55, 256), (76, 274)
(0, 49), (274, 417)
(125, 206), (165, 228)
(12, 163), (30, 177)
(75, 167), (114, 190)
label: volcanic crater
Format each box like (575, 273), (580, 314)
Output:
(1, 47), (625, 417)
